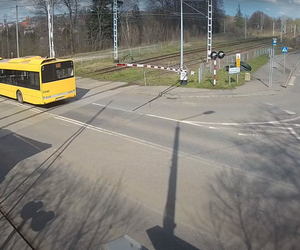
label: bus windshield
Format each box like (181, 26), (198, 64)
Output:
(41, 61), (74, 83)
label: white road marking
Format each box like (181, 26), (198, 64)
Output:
(187, 116), (300, 126)
(238, 133), (259, 137)
(265, 103), (273, 106)
(288, 76), (296, 86)
(2, 98), (300, 191)
(254, 130), (291, 134)
(93, 102), (197, 125)
(92, 103), (300, 127)
(284, 110), (296, 115)
(288, 128), (300, 141)
(92, 102), (128, 112)
(2, 99), (300, 139)
(181, 102), (197, 106)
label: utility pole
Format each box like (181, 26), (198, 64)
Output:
(16, 0), (19, 57)
(280, 19), (283, 43)
(47, 0), (55, 57)
(113, 0), (118, 63)
(4, 15), (9, 58)
(180, 0), (183, 70)
(224, 20), (225, 33)
(207, 0), (212, 61)
(52, 0), (54, 40)
(294, 24), (297, 38)
(244, 16), (247, 39)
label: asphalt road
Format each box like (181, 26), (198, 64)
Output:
(0, 62), (300, 250)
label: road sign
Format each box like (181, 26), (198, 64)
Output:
(236, 53), (241, 68)
(282, 47), (288, 53)
(273, 38), (277, 46)
(229, 67), (241, 74)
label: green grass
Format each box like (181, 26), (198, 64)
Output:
(192, 54), (269, 89)
(78, 54), (269, 89)
(75, 43), (271, 89)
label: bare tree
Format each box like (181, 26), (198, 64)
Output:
(32, 0), (59, 16)
(59, 0), (81, 54)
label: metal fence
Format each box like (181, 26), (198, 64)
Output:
(198, 47), (270, 82)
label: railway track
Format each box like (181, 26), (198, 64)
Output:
(81, 37), (274, 76)
(118, 42), (270, 85)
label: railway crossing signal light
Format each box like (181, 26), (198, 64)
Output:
(210, 51), (225, 60)
(210, 51), (226, 87)
(210, 51), (218, 60)
(217, 51), (225, 59)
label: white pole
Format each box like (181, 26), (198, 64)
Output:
(16, 1), (19, 57)
(47, 2), (52, 57)
(51, 0), (55, 57)
(207, 0), (212, 61)
(284, 53), (286, 74)
(180, 0), (183, 70)
(213, 59), (216, 87)
(113, 0), (118, 62)
(280, 20), (283, 43)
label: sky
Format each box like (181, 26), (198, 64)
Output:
(0, 0), (299, 23)
(224, 0), (300, 19)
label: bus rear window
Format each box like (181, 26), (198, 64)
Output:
(42, 61), (74, 83)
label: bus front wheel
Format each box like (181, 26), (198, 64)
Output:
(17, 91), (23, 103)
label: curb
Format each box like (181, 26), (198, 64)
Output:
(163, 91), (279, 99)
(284, 57), (300, 88)
(160, 55), (300, 99)
(125, 53), (300, 99)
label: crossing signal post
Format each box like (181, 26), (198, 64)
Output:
(210, 51), (225, 87)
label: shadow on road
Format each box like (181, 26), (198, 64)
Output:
(0, 160), (139, 249)
(132, 83), (180, 112)
(147, 123), (199, 250)
(193, 109), (300, 249)
(0, 201), (55, 250)
(0, 130), (51, 184)
(0, 100), (141, 249)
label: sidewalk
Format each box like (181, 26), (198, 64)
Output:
(126, 53), (299, 98)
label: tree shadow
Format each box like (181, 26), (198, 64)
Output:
(0, 100), (141, 249)
(0, 158), (141, 250)
(193, 108), (300, 249)
(0, 200), (55, 250)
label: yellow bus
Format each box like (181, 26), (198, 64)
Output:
(0, 56), (76, 105)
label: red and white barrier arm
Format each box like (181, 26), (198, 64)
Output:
(117, 63), (179, 73)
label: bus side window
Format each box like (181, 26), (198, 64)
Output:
(30, 72), (40, 90)
(0, 69), (5, 83)
(6, 70), (14, 85)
